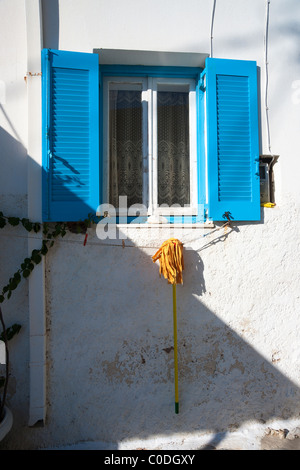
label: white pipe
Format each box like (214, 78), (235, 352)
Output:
(25, 0), (46, 427)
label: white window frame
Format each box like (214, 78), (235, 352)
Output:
(151, 77), (198, 216)
(103, 75), (198, 218)
(103, 76), (148, 216)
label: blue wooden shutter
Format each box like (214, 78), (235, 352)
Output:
(205, 58), (260, 221)
(42, 49), (99, 221)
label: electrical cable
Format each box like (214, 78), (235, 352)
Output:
(210, 0), (217, 57)
(264, 0), (275, 161)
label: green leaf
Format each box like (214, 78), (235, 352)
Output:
(32, 253), (42, 264)
(9, 279), (18, 291)
(41, 242), (48, 255)
(21, 218), (33, 232)
(14, 272), (21, 282)
(0, 323), (21, 342)
(21, 217), (29, 226)
(0, 217), (6, 228)
(7, 217), (20, 226)
(33, 222), (41, 233)
(0, 295), (4, 303)
(23, 269), (31, 278)
(53, 225), (62, 237)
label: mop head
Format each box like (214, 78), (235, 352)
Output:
(152, 238), (184, 285)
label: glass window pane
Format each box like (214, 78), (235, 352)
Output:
(109, 88), (143, 208)
(157, 90), (190, 207)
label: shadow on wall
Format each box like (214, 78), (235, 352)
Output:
(0, 127), (32, 448)
(41, 0), (59, 50)
(0, 126), (299, 450)
(0, 122), (27, 198)
(43, 218), (300, 449)
(1, 114), (299, 452)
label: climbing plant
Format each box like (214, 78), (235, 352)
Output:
(0, 214), (63, 303)
(0, 211), (96, 421)
(0, 212), (99, 304)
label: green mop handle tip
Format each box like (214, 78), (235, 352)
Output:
(175, 402), (179, 414)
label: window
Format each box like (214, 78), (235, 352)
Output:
(102, 75), (197, 217)
(41, 50), (260, 224)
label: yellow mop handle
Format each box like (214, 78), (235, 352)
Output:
(173, 283), (179, 414)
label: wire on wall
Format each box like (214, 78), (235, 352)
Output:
(264, 0), (274, 157)
(210, 0), (217, 57)
(0, 221), (231, 249)
(210, 0), (274, 158)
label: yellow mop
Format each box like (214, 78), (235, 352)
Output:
(152, 238), (184, 414)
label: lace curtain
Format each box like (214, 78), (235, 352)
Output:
(109, 88), (190, 208)
(109, 89), (143, 208)
(157, 91), (190, 206)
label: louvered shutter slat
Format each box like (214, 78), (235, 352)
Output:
(42, 49), (99, 222)
(206, 58), (260, 221)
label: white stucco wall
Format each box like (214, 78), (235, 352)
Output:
(0, 0), (31, 445)
(0, 0), (300, 450)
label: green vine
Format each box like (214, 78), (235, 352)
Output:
(0, 211), (97, 420)
(0, 212), (97, 304)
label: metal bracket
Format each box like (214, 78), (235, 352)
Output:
(200, 71), (206, 91)
(24, 72), (42, 83)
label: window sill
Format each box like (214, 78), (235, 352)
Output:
(106, 222), (215, 229)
